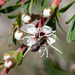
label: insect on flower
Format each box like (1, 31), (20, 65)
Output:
(21, 24), (63, 57)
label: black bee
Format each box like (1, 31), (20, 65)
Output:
(30, 36), (47, 52)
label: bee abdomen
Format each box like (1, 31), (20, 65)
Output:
(31, 43), (40, 52)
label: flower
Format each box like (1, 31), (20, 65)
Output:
(43, 8), (52, 18)
(14, 30), (24, 41)
(21, 13), (31, 24)
(21, 24), (62, 57)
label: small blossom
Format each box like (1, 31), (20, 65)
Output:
(0, 0), (6, 6)
(21, 13), (31, 24)
(43, 8), (52, 18)
(4, 60), (13, 68)
(21, 24), (62, 57)
(14, 30), (23, 41)
(3, 53), (11, 60)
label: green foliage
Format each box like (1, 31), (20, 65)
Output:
(46, 16), (59, 39)
(65, 15), (75, 24)
(43, 58), (73, 75)
(0, 62), (4, 65)
(0, 4), (21, 14)
(21, 0), (30, 11)
(7, 15), (18, 19)
(17, 51), (23, 65)
(40, 0), (47, 11)
(5, 51), (16, 57)
(8, 30), (14, 46)
(29, 0), (33, 15)
(6, 0), (10, 3)
(0, 61), (4, 69)
(67, 17), (75, 43)
(16, 0), (22, 4)
(16, 13), (22, 28)
(59, 1), (75, 13)
(34, 0), (37, 7)
(56, 9), (60, 19)
(56, 17), (67, 35)
(46, 17), (56, 30)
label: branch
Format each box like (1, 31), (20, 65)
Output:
(1, 44), (27, 75)
(51, 0), (61, 7)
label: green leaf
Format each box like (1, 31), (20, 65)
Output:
(8, 30), (14, 46)
(0, 62), (4, 69)
(0, 4), (21, 14)
(29, 0), (33, 15)
(67, 17), (75, 43)
(46, 17), (59, 39)
(16, 0), (22, 4)
(43, 58), (73, 75)
(40, 0), (47, 11)
(21, 0), (30, 11)
(59, 1), (75, 13)
(46, 17), (56, 30)
(17, 51), (23, 65)
(0, 62), (4, 65)
(56, 9), (60, 19)
(6, 0), (10, 3)
(7, 14), (18, 19)
(5, 51), (16, 57)
(65, 15), (75, 24)
(56, 17), (67, 35)
(34, 0), (37, 7)
(16, 13), (22, 28)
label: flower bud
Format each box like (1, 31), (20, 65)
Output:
(3, 53), (11, 60)
(43, 8), (52, 18)
(21, 14), (31, 24)
(14, 30), (23, 41)
(4, 57), (16, 69)
(0, 0), (6, 6)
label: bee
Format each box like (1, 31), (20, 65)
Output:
(30, 36), (47, 52)
(23, 35), (62, 57)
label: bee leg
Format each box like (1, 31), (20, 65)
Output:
(45, 47), (48, 58)
(41, 50), (45, 57)
(23, 47), (31, 57)
(47, 40), (63, 54)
